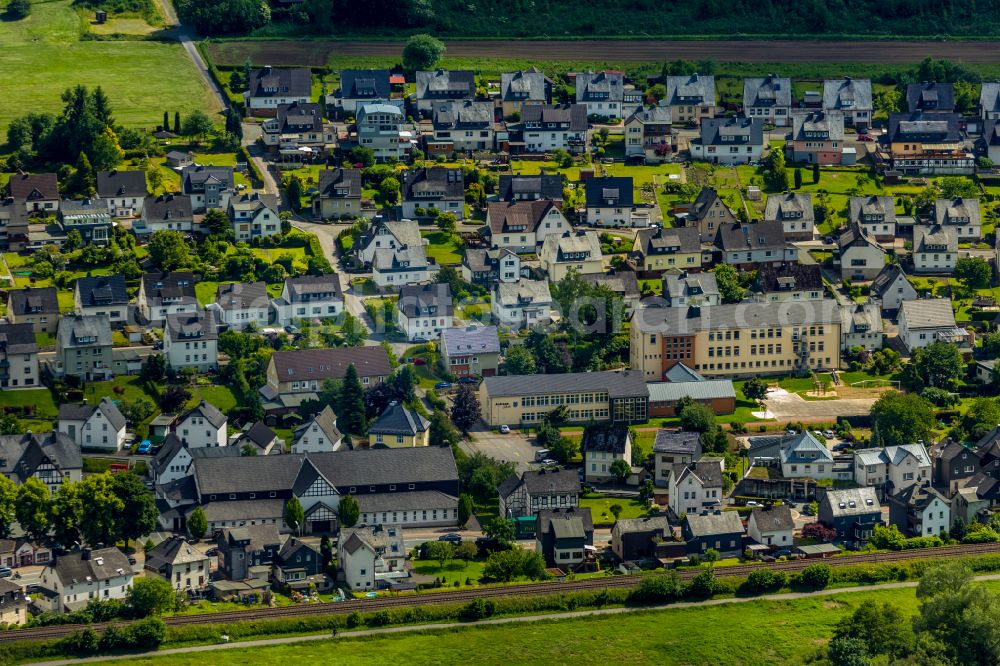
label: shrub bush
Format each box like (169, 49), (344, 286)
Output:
(627, 574), (684, 604)
(743, 568), (788, 594)
(460, 598), (497, 621)
(798, 564), (832, 589)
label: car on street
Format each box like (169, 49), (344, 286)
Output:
(857, 134), (874, 142)
(499, 424), (510, 434)
(458, 376), (478, 384)
(833, 442), (851, 452)
(540, 459), (558, 466)
(434, 381), (452, 390)
(206, 547), (219, 557)
(823, 430), (835, 439)
(0, 567), (11, 579)
(438, 533), (462, 543)
(136, 441), (152, 455)
(746, 500), (761, 507)
(127, 555), (137, 565)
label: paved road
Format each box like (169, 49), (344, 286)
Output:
(32, 575), (1000, 666)
(241, 123), (280, 195)
(206, 39), (1000, 66)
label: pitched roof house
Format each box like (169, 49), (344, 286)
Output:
(714, 221), (796, 268)
(682, 511), (745, 557)
(906, 82), (955, 113)
(500, 68), (551, 116)
(870, 264), (918, 313)
(483, 199), (570, 253)
(245, 66), (312, 116)
(665, 74), (717, 125)
(400, 167), (465, 220)
(74, 276), (128, 323)
(57, 397), (127, 452)
(498, 174), (564, 203)
(138, 271), (198, 323)
(498, 468), (580, 519)
(747, 505), (795, 548)
(822, 77), (873, 127)
(368, 402), (430, 449)
(9, 173), (59, 214)
(7, 287), (59, 334)
(291, 405), (343, 454)
(691, 116), (765, 164)
(415, 69), (475, 112)
(752, 263), (824, 303)
(312, 168), (362, 220)
(632, 226), (703, 273)
(743, 75), (792, 126)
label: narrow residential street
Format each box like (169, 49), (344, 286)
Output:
(241, 123), (280, 195)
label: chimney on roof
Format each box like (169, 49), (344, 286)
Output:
(82, 548), (91, 561)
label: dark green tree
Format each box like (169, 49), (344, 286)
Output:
(680, 402), (716, 433)
(741, 376), (769, 406)
(402, 34), (445, 71)
(15, 478), (51, 542)
(451, 384), (481, 433)
(955, 256), (992, 291)
(870, 391), (935, 449)
(813, 162), (820, 183)
(457, 493), (474, 527)
(187, 506), (208, 540)
(713, 264), (744, 303)
(127, 577), (178, 617)
(794, 168), (803, 189)
(500, 344), (536, 375)
(337, 364), (367, 435)
(74, 151), (96, 198)
(338, 494), (360, 528)
(114, 472), (158, 547)
(284, 496), (305, 534)
(173, 111), (181, 134)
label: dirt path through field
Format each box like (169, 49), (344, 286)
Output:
(206, 39), (1000, 67)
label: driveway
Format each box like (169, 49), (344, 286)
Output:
(242, 123), (280, 195)
(461, 427), (538, 472)
(758, 387), (879, 421)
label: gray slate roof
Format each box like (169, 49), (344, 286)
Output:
(685, 511), (744, 537)
(755, 263), (823, 294)
(673, 460), (723, 488)
(293, 405), (342, 447)
(982, 82), (1000, 115)
(76, 276), (128, 308)
(397, 283), (453, 319)
(367, 402), (430, 437)
(52, 547), (132, 585)
(576, 71), (624, 103)
(493, 278), (552, 308)
(870, 264), (912, 298)
(822, 78), (873, 112)
(913, 224), (958, 253)
(483, 370), (648, 399)
(498, 174), (564, 202)
(0, 432), (82, 483)
(581, 422), (631, 454)
(401, 167), (464, 202)
(899, 299), (957, 329)
(888, 112), (962, 143)
(652, 430), (703, 456)
(520, 103), (588, 131)
(664, 272), (719, 302)
(96, 169), (148, 198)
(181, 400), (227, 430)
(441, 325), (501, 357)
(791, 111), (845, 141)
(57, 314), (112, 349)
(432, 100), (494, 131)
(58, 397), (126, 432)
(340, 69), (391, 100)
(248, 67), (311, 99)
(581, 272), (640, 300)
(750, 505), (795, 532)
(416, 69), (475, 100)
(316, 168), (362, 200)
(585, 177), (634, 208)
(634, 226), (701, 256)
(8, 287), (58, 316)
(0, 323), (37, 355)
(165, 311), (219, 343)
(699, 117), (764, 147)
(822, 486), (880, 517)
(501, 68), (549, 103)
(666, 74), (715, 106)
(934, 197), (981, 227)
(906, 83), (955, 113)
(216, 282), (268, 311)
(743, 75), (792, 108)
(715, 221), (789, 252)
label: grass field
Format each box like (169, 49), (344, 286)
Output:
(0, 0), (220, 131)
(577, 496), (651, 522)
(422, 231), (464, 266)
(124, 583), (982, 666)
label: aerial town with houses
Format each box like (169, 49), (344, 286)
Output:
(9, 0), (1000, 661)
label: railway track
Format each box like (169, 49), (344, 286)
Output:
(5, 542), (1000, 644)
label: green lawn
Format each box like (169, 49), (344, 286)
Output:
(411, 558), (487, 586)
(577, 496), (650, 522)
(422, 231), (464, 266)
(123, 583), (967, 666)
(82, 376), (156, 406)
(0, 387), (58, 419)
(194, 384), (239, 415)
(0, 0), (220, 131)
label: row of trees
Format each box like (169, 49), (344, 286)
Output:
(0, 472), (157, 547)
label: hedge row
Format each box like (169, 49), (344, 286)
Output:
(306, 235), (334, 273)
